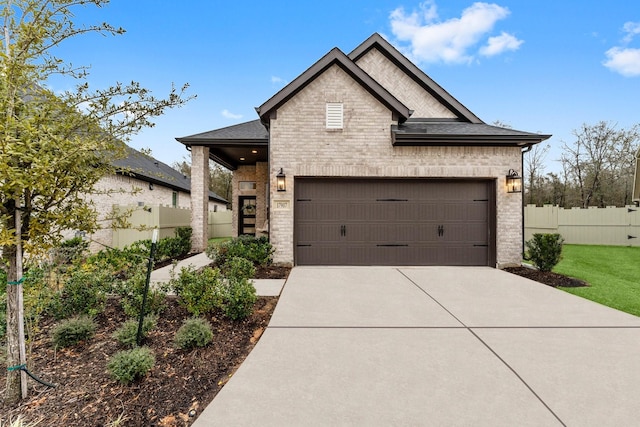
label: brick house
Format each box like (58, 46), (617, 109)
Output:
(86, 146), (228, 250)
(177, 33), (549, 267)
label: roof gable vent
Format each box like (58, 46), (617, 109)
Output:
(326, 103), (343, 129)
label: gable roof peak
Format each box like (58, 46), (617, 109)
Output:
(256, 46), (411, 125)
(349, 33), (484, 124)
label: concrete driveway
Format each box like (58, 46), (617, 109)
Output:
(193, 267), (640, 426)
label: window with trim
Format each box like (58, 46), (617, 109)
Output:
(172, 191), (178, 207)
(326, 103), (343, 129)
(239, 181), (257, 191)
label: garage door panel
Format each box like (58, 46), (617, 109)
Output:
(443, 223), (488, 243)
(296, 245), (346, 265)
(296, 203), (346, 222)
(297, 223), (342, 243)
(343, 223), (440, 243)
(295, 179), (495, 266)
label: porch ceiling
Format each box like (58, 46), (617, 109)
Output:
(208, 143), (268, 170)
(175, 120), (268, 170)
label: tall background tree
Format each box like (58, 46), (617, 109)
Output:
(524, 143), (549, 205)
(1, 0), (192, 403)
(173, 158), (232, 204)
(523, 121), (639, 208)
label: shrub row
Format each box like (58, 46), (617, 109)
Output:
(167, 261), (256, 320)
(206, 235), (273, 267)
(53, 315), (213, 385)
(85, 227), (192, 279)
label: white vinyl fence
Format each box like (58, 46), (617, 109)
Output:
(112, 205), (232, 248)
(525, 205), (640, 246)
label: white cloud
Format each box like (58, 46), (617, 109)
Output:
(389, 1), (517, 64)
(603, 22), (640, 77)
(603, 47), (640, 77)
(622, 21), (640, 43)
(480, 31), (523, 56)
(271, 76), (284, 84)
(221, 109), (243, 119)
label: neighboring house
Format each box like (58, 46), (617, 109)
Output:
(177, 33), (549, 267)
(87, 146), (228, 250)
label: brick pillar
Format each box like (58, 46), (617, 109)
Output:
(190, 145), (209, 252)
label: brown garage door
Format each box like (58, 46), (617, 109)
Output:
(295, 178), (495, 266)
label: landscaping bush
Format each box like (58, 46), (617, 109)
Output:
(526, 233), (565, 272)
(55, 236), (89, 265)
(221, 256), (256, 281)
(107, 346), (155, 384)
(51, 316), (96, 348)
(21, 266), (56, 348)
(206, 235), (273, 267)
(129, 227), (192, 263)
(169, 266), (223, 316)
(48, 269), (109, 319)
(84, 228), (192, 282)
(222, 278), (257, 321)
(113, 315), (158, 348)
(117, 270), (166, 318)
(85, 245), (146, 280)
(174, 317), (213, 350)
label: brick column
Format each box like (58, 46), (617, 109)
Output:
(190, 145), (209, 252)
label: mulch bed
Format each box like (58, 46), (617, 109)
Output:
(254, 264), (291, 279)
(504, 266), (588, 288)
(1, 295), (278, 426)
(2, 263), (577, 425)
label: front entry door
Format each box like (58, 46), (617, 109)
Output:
(239, 196), (257, 236)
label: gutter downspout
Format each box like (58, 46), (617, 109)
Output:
(521, 145), (533, 261)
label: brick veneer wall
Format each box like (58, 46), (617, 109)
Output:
(88, 173), (225, 251)
(268, 63), (523, 267)
(355, 48), (458, 119)
(190, 146), (210, 252)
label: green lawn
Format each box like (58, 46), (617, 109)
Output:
(208, 237), (231, 245)
(554, 244), (640, 317)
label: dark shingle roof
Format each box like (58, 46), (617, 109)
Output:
(392, 120), (551, 146)
(112, 146), (228, 204)
(176, 120), (269, 170)
(177, 120), (268, 141)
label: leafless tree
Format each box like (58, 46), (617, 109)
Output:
(560, 121), (639, 207)
(524, 143), (549, 205)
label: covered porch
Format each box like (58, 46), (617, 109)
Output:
(175, 120), (270, 251)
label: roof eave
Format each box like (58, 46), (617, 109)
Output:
(392, 133), (551, 147)
(176, 138), (268, 146)
(115, 167), (229, 204)
(115, 169), (189, 194)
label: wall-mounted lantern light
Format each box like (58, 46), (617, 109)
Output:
(506, 169), (522, 193)
(276, 168), (286, 192)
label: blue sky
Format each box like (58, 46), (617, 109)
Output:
(48, 0), (640, 174)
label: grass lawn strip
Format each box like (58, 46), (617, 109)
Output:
(554, 244), (640, 317)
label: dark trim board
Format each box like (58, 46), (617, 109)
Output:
(294, 177), (496, 266)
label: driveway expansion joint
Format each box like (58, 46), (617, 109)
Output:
(397, 268), (567, 426)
